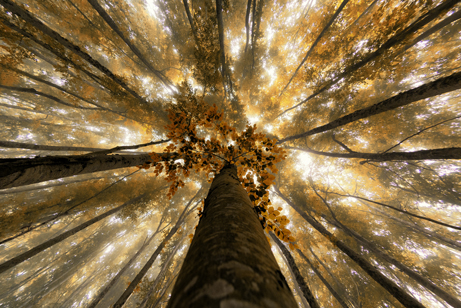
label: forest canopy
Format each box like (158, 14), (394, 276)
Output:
(0, 0), (460, 307)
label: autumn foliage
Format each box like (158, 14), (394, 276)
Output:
(137, 86), (297, 248)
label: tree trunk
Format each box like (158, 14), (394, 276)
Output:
(286, 146), (461, 162)
(1, 0), (149, 106)
(244, 0), (252, 53)
(270, 232), (319, 308)
(87, 0), (172, 92)
(183, 0), (199, 42)
(0, 153), (172, 189)
(89, 203), (173, 308)
(113, 194), (197, 308)
(0, 84), (98, 110)
(327, 215), (461, 308)
(273, 185), (426, 308)
(167, 164), (297, 307)
(296, 249), (351, 308)
(276, 0), (461, 117)
(279, 0), (350, 97)
(0, 193), (145, 274)
(278, 70), (461, 143)
(312, 188), (461, 308)
(330, 193), (461, 230)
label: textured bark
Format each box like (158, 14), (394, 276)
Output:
(1, 0), (149, 105)
(167, 164), (297, 308)
(0, 141), (110, 152)
(87, 0), (172, 91)
(278, 70), (461, 143)
(0, 153), (172, 189)
(296, 249), (350, 308)
(270, 232), (319, 308)
(273, 186), (426, 308)
(277, 0), (461, 117)
(279, 0), (350, 97)
(0, 194), (145, 274)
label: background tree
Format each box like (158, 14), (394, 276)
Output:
(0, 0), (460, 307)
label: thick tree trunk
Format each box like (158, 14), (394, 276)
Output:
(167, 164), (297, 307)
(273, 186), (425, 308)
(279, 0), (350, 97)
(1, 0), (149, 106)
(270, 232), (319, 308)
(277, 0), (461, 117)
(0, 193), (145, 274)
(278, 70), (461, 143)
(296, 249), (351, 308)
(286, 146), (461, 162)
(0, 153), (171, 189)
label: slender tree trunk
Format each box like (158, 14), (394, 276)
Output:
(296, 249), (351, 308)
(286, 146), (461, 162)
(216, 0), (227, 88)
(167, 164), (297, 307)
(113, 194), (197, 308)
(183, 0), (199, 42)
(278, 70), (461, 143)
(0, 152), (173, 189)
(328, 216), (461, 308)
(1, 0), (149, 106)
(138, 234), (186, 308)
(0, 193), (145, 274)
(276, 0), (461, 117)
(330, 193), (461, 230)
(0, 84), (98, 109)
(279, 0), (350, 97)
(0, 141), (111, 152)
(273, 186), (426, 308)
(312, 189), (461, 308)
(87, 0), (172, 92)
(270, 232), (319, 308)
(89, 214), (170, 308)
(244, 0), (252, 53)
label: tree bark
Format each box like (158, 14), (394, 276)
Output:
(277, 0), (461, 117)
(167, 164), (297, 307)
(273, 185), (426, 308)
(270, 232), (319, 308)
(0, 153), (173, 189)
(0, 193), (145, 274)
(278, 70), (461, 143)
